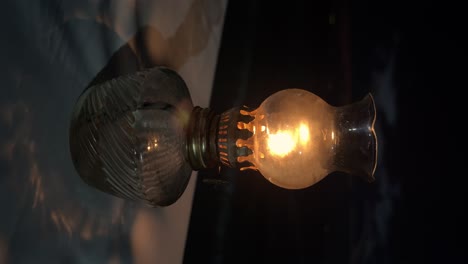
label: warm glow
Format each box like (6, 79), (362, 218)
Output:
(268, 131), (296, 157)
(267, 123), (310, 157)
(298, 123), (309, 145)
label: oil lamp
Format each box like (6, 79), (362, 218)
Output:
(69, 67), (377, 206)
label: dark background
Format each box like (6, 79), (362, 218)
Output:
(185, 0), (465, 263)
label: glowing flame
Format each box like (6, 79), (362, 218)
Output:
(267, 123), (310, 157)
(268, 131), (296, 157)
